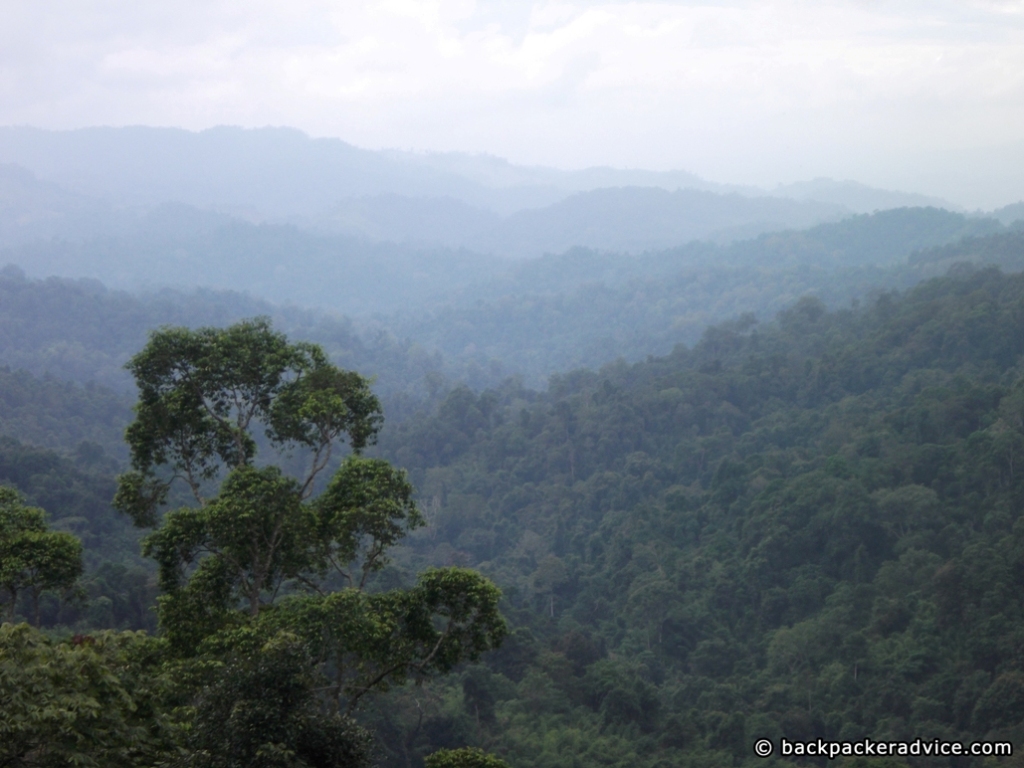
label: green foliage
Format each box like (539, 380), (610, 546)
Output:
(0, 267), (455, 407)
(112, 319), (506, 765)
(316, 456), (423, 587)
(0, 622), (176, 767)
(18, 239), (1024, 765)
(117, 317), (383, 525)
(0, 365), (132, 460)
(0, 437), (154, 630)
(425, 747), (509, 768)
(0, 437), (119, 552)
(145, 465), (311, 619)
(364, 265), (1024, 766)
(251, 567), (505, 713)
(0, 486), (82, 624)
(180, 629), (373, 768)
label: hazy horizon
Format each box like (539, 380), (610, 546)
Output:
(0, 122), (961, 202)
(2, 1), (1023, 209)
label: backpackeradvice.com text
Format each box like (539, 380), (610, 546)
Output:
(752, 737), (1012, 759)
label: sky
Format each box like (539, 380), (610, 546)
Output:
(1, 0), (1023, 208)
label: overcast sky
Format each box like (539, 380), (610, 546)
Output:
(1, 0), (1022, 208)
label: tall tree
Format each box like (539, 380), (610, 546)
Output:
(113, 318), (506, 763)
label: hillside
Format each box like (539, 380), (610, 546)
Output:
(0, 210), (1017, 398)
(0, 126), (954, 220)
(0, 164), (123, 246)
(313, 187), (846, 256)
(389, 213), (1014, 385)
(6, 258), (1024, 765)
(355, 264), (1024, 766)
(0, 267), (461, 399)
(0, 204), (512, 314)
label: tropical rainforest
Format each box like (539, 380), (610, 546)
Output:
(3, 144), (1024, 768)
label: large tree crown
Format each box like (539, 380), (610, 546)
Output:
(110, 319), (505, 727)
(115, 318), (383, 526)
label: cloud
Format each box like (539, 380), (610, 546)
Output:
(0, 0), (1022, 206)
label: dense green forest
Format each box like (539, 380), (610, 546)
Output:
(0, 435), (154, 631)
(0, 265), (459, 400)
(355, 263), (1024, 766)
(5, 208), (1024, 765)
(1, 320), (506, 768)
(5, 261), (1024, 764)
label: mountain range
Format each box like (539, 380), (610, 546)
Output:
(2, 125), (1006, 262)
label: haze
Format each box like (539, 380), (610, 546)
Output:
(2, 0), (1023, 209)
(9, 2), (1024, 765)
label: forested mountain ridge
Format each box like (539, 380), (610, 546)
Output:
(354, 264), (1024, 766)
(2, 185), (1004, 311)
(391, 215), (1019, 385)
(0, 216), (1021, 477)
(2, 209), (1015, 397)
(0, 131), (845, 257)
(314, 186), (847, 256)
(1, 207), (513, 315)
(770, 178), (952, 213)
(0, 266), (461, 399)
(422, 207), (1006, 306)
(0, 126), (960, 220)
(2, 127), (1008, 273)
(0, 163), (122, 246)
(0, 366), (131, 460)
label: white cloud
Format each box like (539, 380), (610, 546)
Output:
(1, 0), (1022, 206)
